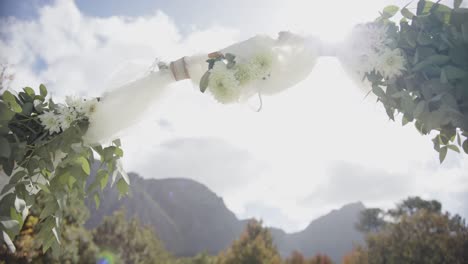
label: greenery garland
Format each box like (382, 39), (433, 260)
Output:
(0, 85), (128, 254)
(365, 0), (468, 162)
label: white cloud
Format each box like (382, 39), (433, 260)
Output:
(1, 0), (467, 232)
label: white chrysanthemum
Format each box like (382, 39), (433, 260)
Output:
(57, 106), (78, 131)
(249, 51), (275, 79)
(375, 48), (406, 79)
(355, 51), (380, 76)
(65, 96), (84, 111)
(208, 62), (240, 104)
(81, 98), (99, 117)
(350, 24), (391, 54)
(38, 111), (61, 135)
(234, 63), (254, 86)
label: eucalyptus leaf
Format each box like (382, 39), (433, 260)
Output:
(439, 146), (448, 163)
(2, 90), (22, 113)
(23, 87), (35, 97)
(117, 178), (129, 199)
(199, 71), (211, 93)
(383, 5), (399, 18)
(39, 84), (47, 97)
(447, 144), (460, 153)
(401, 7), (415, 19)
(1, 230), (15, 253)
(94, 193), (100, 209)
(463, 139), (468, 154)
(0, 136), (11, 158)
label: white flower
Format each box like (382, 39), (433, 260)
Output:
(375, 48), (406, 79)
(81, 98), (98, 117)
(65, 96), (83, 111)
(249, 51), (275, 79)
(38, 111), (61, 135)
(351, 24), (391, 54)
(57, 106), (78, 131)
(234, 63), (254, 86)
(208, 62), (240, 104)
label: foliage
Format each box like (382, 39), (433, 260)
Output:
(355, 208), (386, 233)
(342, 246), (368, 264)
(352, 196), (468, 264)
(387, 196), (441, 217)
(0, 84), (127, 255)
(284, 251), (335, 264)
(218, 219), (282, 264)
(368, 0), (468, 162)
(174, 252), (218, 264)
(365, 211), (468, 264)
(93, 209), (172, 264)
(0, 190), (99, 263)
(308, 254), (334, 264)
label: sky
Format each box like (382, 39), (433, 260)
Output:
(0, 0), (467, 232)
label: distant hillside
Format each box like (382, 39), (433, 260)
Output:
(85, 173), (364, 261)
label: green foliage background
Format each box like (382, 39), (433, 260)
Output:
(369, 0), (468, 162)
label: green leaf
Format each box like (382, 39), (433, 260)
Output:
(447, 144), (460, 153)
(383, 5), (399, 18)
(0, 102), (15, 121)
(51, 227), (60, 245)
(462, 23), (468, 43)
(463, 139), (468, 154)
(98, 170), (109, 190)
(76, 156), (90, 175)
(402, 116), (410, 126)
(39, 84), (47, 97)
(1, 184), (15, 195)
(199, 71), (211, 93)
(2, 91), (22, 113)
(9, 170), (26, 185)
(114, 147), (123, 157)
(0, 136), (11, 158)
(1, 219), (19, 229)
(94, 193), (100, 209)
(23, 87), (35, 97)
(37, 183), (51, 194)
(116, 160), (129, 184)
(439, 146), (448, 163)
(372, 86), (386, 98)
(1, 230), (15, 253)
(40, 201), (58, 220)
(443, 65), (468, 80)
(117, 178), (129, 198)
(401, 7), (415, 19)
(112, 139), (121, 147)
(413, 101), (426, 118)
(21, 102), (33, 116)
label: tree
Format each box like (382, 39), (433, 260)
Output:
(308, 254), (333, 264)
(93, 209), (172, 264)
(218, 219), (281, 264)
(0, 190), (99, 264)
(366, 210), (468, 264)
(284, 251), (307, 264)
(352, 197), (468, 264)
(342, 246), (368, 264)
(388, 196), (441, 218)
(355, 208), (386, 233)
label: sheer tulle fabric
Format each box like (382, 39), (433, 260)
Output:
(84, 32), (321, 144)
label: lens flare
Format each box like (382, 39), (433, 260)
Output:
(97, 251), (117, 264)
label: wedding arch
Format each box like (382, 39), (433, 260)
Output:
(0, 0), (467, 254)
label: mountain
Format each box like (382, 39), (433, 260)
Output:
(85, 173), (364, 261)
